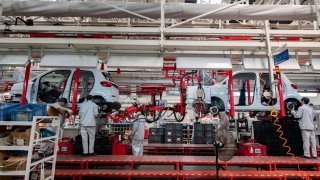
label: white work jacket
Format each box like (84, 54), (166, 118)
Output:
(294, 104), (315, 130)
(79, 100), (99, 127)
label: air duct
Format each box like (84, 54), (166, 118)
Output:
(2, 1), (317, 21)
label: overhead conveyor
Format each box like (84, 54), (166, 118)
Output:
(2, 1), (318, 21)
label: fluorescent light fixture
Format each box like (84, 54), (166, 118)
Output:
(298, 92), (318, 97)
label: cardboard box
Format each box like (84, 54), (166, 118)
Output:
(0, 156), (27, 171)
(12, 127), (31, 146)
(0, 131), (13, 146)
(0, 152), (11, 160)
(47, 105), (60, 116)
(122, 130), (132, 145)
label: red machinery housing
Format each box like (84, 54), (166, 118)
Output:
(107, 70), (195, 123)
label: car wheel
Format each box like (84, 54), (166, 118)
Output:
(284, 98), (301, 111)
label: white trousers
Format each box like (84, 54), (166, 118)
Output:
(81, 126), (96, 154)
(301, 130), (317, 157)
(132, 139), (144, 156)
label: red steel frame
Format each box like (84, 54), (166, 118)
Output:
(55, 155), (320, 180)
(246, 80), (251, 105)
(100, 63), (105, 70)
(20, 62), (31, 106)
(275, 66), (285, 118)
(227, 70), (235, 117)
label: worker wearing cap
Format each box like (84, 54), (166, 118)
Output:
(79, 95), (99, 157)
(132, 113), (146, 156)
(292, 97), (317, 158)
(38, 98), (72, 157)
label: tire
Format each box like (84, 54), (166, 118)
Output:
(284, 98), (301, 111)
(211, 97), (225, 112)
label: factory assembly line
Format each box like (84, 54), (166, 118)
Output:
(0, 0), (319, 180)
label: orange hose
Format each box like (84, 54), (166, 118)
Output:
(260, 73), (310, 180)
(271, 110), (310, 180)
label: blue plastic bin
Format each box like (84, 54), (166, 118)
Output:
(0, 104), (19, 121)
(40, 128), (56, 137)
(11, 104), (47, 121)
(11, 150), (28, 156)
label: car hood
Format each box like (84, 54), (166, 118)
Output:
(10, 82), (33, 94)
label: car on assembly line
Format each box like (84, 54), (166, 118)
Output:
(10, 69), (120, 108)
(187, 71), (301, 115)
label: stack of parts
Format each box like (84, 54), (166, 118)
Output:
(165, 123), (183, 144)
(193, 123), (215, 144)
(148, 128), (165, 143)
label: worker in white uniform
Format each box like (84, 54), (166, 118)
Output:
(79, 95), (99, 157)
(292, 97), (317, 158)
(132, 113), (146, 156)
(38, 98), (72, 157)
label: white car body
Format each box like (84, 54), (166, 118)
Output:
(10, 69), (119, 106)
(187, 71), (301, 113)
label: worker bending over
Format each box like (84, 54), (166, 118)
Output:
(79, 95), (99, 157)
(292, 97), (317, 158)
(38, 98), (72, 157)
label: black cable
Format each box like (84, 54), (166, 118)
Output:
(0, 66), (3, 81)
(172, 69), (176, 87)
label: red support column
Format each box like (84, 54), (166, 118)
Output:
(228, 70), (235, 117)
(20, 62), (31, 106)
(246, 80), (251, 105)
(72, 68), (80, 115)
(275, 66), (285, 118)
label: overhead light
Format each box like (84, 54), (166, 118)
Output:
(299, 92), (318, 97)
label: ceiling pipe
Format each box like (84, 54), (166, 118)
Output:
(3, 1), (317, 21)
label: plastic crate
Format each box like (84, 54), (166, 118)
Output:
(194, 137), (205, 144)
(40, 128), (56, 138)
(148, 135), (164, 143)
(165, 123), (183, 131)
(11, 150), (28, 156)
(165, 136), (183, 144)
(194, 123), (204, 131)
(205, 137), (213, 144)
(205, 124), (214, 131)
(205, 130), (214, 137)
(11, 104), (47, 121)
(194, 130), (205, 137)
(149, 128), (165, 136)
(165, 129), (183, 137)
(0, 104), (19, 121)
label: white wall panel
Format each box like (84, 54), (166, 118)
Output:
(176, 57), (232, 70)
(0, 55), (28, 66)
(311, 58), (320, 71)
(107, 56), (163, 69)
(40, 55), (98, 68)
(243, 57), (300, 71)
